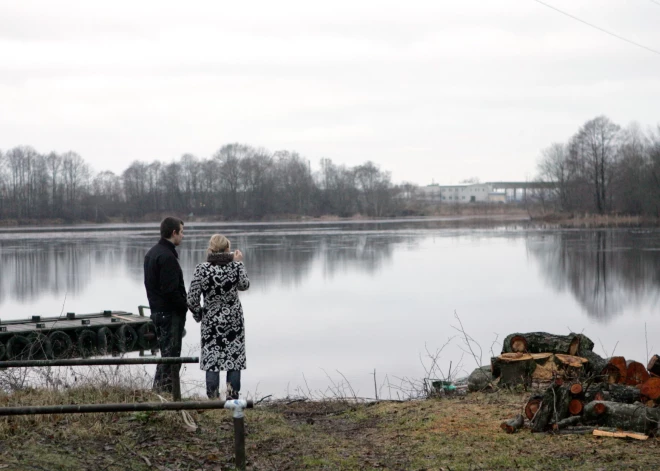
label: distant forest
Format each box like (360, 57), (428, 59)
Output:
(536, 116), (660, 216)
(0, 144), (417, 222)
(1, 115), (659, 223)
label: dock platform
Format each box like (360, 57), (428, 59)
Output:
(0, 309), (157, 360)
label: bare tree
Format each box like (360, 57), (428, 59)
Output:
(572, 116), (621, 213)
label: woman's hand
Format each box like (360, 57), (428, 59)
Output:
(234, 249), (244, 262)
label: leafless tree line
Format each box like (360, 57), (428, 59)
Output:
(536, 115), (660, 216)
(0, 143), (411, 221)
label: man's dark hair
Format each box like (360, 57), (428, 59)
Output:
(160, 217), (184, 239)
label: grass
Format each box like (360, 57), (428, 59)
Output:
(1, 386), (659, 470)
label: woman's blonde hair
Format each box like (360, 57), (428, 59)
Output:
(207, 234), (230, 254)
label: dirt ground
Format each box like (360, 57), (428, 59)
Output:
(0, 388), (659, 471)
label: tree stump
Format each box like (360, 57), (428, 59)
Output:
(499, 353), (536, 388)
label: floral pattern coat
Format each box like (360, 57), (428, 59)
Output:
(187, 260), (250, 371)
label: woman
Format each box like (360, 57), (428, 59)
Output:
(187, 234), (250, 399)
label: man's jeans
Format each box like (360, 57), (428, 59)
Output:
(206, 370), (241, 399)
(151, 311), (186, 393)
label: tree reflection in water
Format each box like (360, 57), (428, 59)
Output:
(527, 230), (660, 321)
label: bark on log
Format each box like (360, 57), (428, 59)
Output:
(531, 384), (571, 433)
(491, 356), (502, 379)
(467, 366), (493, 392)
(583, 401), (660, 435)
(500, 414), (524, 434)
(625, 360), (650, 386)
(647, 354), (660, 377)
(525, 395), (543, 420)
(640, 377), (660, 401)
(584, 384), (607, 403)
(555, 415), (582, 429)
(502, 332), (593, 355)
(580, 350), (607, 378)
(608, 384), (642, 404)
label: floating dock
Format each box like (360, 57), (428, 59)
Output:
(0, 308), (157, 361)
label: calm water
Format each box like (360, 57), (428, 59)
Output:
(1, 219), (659, 399)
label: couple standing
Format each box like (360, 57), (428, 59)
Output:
(143, 217), (250, 400)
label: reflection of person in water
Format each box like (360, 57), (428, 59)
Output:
(187, 234), (250, 400)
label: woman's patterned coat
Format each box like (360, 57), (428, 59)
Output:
(187, 260), (250, 371)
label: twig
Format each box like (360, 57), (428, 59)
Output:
(255, 395), (273, 406)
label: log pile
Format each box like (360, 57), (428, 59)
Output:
(490, 331), (660, 438)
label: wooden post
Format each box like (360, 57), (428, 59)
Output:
(225, 400), (249, 470)
(234, 416), (246, 470)
(172, 365), (181, 402)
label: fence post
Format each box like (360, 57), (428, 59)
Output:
(225, 399), (248, 470)
(172, 366), (181, 402)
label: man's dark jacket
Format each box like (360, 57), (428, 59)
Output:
(144, 239), (187, 314)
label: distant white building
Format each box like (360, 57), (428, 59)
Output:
(417, 183), (505, 203)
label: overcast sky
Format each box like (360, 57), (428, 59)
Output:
(1, 0), (660, 185)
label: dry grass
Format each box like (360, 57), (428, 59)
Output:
(1, 385), (659, 470)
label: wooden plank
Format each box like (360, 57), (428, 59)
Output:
(593, 429), (648, 441)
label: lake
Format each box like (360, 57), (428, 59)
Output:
(1, 218), (659, 400)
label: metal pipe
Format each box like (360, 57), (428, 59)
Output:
(0, 357), (199, 368)
(0, 399), (254, 416)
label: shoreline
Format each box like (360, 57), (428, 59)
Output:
(0, 211), (658, 231)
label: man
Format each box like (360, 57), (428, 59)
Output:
(144, 217), (187, 393)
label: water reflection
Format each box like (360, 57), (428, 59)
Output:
(527, 230), (660, 321)
(1, 226), (660, 324)
(0, 231), (409, 306)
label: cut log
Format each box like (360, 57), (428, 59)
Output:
(608, 384), (642, 404)
(553, 354), (587, 380)
(525, 395), (543, 420)
(502, 332), (592, 355)
(593, 429), (648, 440)
(569, 399), (584, 416)
(584, 384), (607, 403)
(570, 383), (583, 396)
(647, 354), (660, 377)
(640, 377), (660, 401)
(468, 366), (493, 392)
(500, 414), (524, 434)
(601, 357), (627, 384)
(509, 335), (527, 353)
(554, 354), (588, 368)
(580, 350), (607, 378)
(555, 416), (582, 430)
(625, 360), (650, 386)
(583, 400), (660, 435)
(531, 384), (571, 433)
